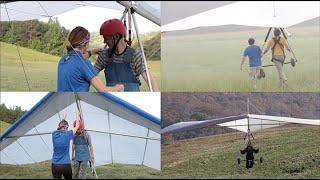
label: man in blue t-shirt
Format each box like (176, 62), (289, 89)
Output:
(51, 113), (81, 179)
(240, 37), (264, 89)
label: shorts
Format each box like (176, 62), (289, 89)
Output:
(249, 66), (261, 78)
(51, 163), (72, 179)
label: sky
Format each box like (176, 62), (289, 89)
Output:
(0, 92), (160, 119)
(40, 5), (160, 34)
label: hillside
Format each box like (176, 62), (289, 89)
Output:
(161, 126), (320, 178)
(161, 93), (320, 141)
(164, 17), (320, 36)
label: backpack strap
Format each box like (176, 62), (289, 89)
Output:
(124, 47), (142, 86)
(83, 130), (90, 145)
(271, 37), (285, 57)
(123, 46), (135, 63)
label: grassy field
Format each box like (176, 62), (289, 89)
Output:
(161, 26), (320, 92)
(0, 42), (161, 91)
(161, 126), (320, 178)
(0, 162), (161, 179)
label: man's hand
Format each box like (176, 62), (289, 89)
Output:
(111, 84), (124, 92)
(91, 48), (103, 55)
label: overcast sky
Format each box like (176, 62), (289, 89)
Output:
(0, 92), (160, 118)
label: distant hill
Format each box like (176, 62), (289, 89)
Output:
(164, 17), (320, 36)
(161, 93), (320, 141)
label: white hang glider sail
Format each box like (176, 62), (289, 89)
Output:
(0, 92), (161, 170)
(161, 1), (320, 32)
(0, 1), (160, 26)
(161, 114), (320, 134)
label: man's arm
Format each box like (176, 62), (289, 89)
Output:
(283, 39), (291, 52)
(263, 40), (271, 55)
(87, 134), (95, 164)
(72, 143), (75, 161)
(94, 51), (108, 73)
(240, 56), (246, 71)
(141, 71), (158, 91)
(72, 120), (80, 134)
(240, 148), (246, 154)
(133, 50), (158, 91)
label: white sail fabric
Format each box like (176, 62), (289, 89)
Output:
(0, 1), (160, 25)
(162, 114), (320, 134)
(0, 92), (161, 170)
(161, 1), (320, 32)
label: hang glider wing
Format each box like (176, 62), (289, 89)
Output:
(0, 1), (160, 26)
(0, 92), (161, 170)
(161, 114), (248, 134)
(161, 1), (320, 32)
(117, 1), (160, 26)
(162, 114), (320, 134)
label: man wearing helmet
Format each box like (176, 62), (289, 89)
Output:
(94, 18), (158, 91)
(240, 141), (259, 169)
(263, 28), (291, 87)
(71, 113), (94, 179)
(51, 113), (81, 179)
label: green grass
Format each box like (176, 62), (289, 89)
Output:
(0, 42), (161, 91)
(161, 26), (320, 92)
(161, 126), (320, 178)
(0, 162), (161, 179)
(0, 121), (10, 135)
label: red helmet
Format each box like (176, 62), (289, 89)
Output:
(100, 19), (126, 37)
(73, 120), (85, 130)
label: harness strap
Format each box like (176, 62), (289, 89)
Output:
(271, 37), (285, 57)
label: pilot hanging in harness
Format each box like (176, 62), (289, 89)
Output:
(93, 18), (158, 92)
(240, 141), (259, 169)
(263, 28), (291, 87)
(71, 114), (95, 179)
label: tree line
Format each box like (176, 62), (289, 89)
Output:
(0, 18), (69, 56)
(0, 104), (26, 124)
(0, 18), (160, 59)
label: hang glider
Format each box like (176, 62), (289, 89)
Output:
(0, 1), (160, 26)
(161, 114), (320, 134)
(0, 92), (161, 170)
(161, 1), (320, 32)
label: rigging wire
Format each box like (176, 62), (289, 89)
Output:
(4, 4), (31, 91)
(141, 128), (150, 165)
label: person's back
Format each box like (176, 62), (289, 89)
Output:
(73, 130), (91, 161)
(57, 50), (97, 92)
(244, 44), (262, 67)
(52, 130), (73, 164)
(267, 36), (288, 57)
